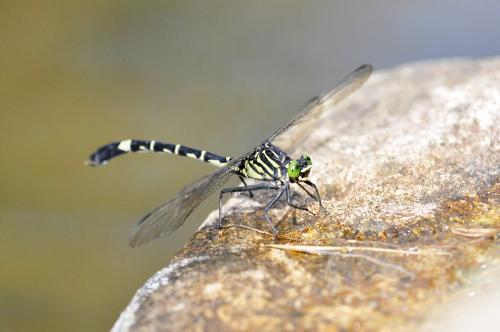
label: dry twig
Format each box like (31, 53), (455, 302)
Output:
(266, 244), (451, 256)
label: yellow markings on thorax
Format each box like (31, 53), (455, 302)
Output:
(268, 148), (280, 160)
(276, 164), (282, 178)
(256, 154), (274, 175)
(243, 161), (266, 180)
(174, 144), (181, 154)
(250, 161), (265, 174)
(263, 150), (280, 169)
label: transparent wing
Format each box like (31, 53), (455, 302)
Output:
(267, 64), (372, 152)
(128, 164), (236, 247)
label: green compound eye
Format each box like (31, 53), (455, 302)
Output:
(302, 154), (312, 165)
(287, 160), (301, 179)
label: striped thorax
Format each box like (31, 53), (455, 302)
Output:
(238, 142), (289, 181)
(237, 142), (313, 183)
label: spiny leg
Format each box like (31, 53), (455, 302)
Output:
(296, 182), (317, 201)
(263, 186), (287, 234)
(285, 185), (315, 216)
(238, 175), (254, 198)
(219, 183), (280, 228)
(302, 180), (326, 213)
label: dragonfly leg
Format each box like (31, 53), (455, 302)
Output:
(219, 183), (280, 229)
(238, 175), (254, 198)
(303, 180), (325, 212)
(264, 186), (287, 234)
(285, 185), (315, 216)
(296, 182), (317, 201)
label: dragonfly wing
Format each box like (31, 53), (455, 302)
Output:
(268, 64), (372, 152)
(129, 164), (236, 247)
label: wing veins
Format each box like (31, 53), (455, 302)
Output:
(128, 159), (241, 247)
(267, 64), (372, 151)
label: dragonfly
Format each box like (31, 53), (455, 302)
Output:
(86, 64), (372, 247)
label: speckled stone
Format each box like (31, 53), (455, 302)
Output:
(112, 58), (500, 332)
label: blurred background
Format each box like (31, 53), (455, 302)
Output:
(1, 1), (500, 331)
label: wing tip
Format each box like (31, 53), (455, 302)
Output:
(128, 229), (151, 248)
(354, 64), (374, 79)
(360, 63), (373, 70)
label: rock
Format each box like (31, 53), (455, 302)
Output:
(112, 58), (500, 332)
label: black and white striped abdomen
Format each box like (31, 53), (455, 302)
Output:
(86, 139), (232, 167)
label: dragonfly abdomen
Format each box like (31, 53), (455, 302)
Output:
(86, 139), (232, 167)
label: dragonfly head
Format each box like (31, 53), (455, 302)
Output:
(287, 154), (312, 182)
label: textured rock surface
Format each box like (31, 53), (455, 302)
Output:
(112, 58), (500, 332)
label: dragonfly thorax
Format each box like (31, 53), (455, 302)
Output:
(237, 143), (290, 181)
